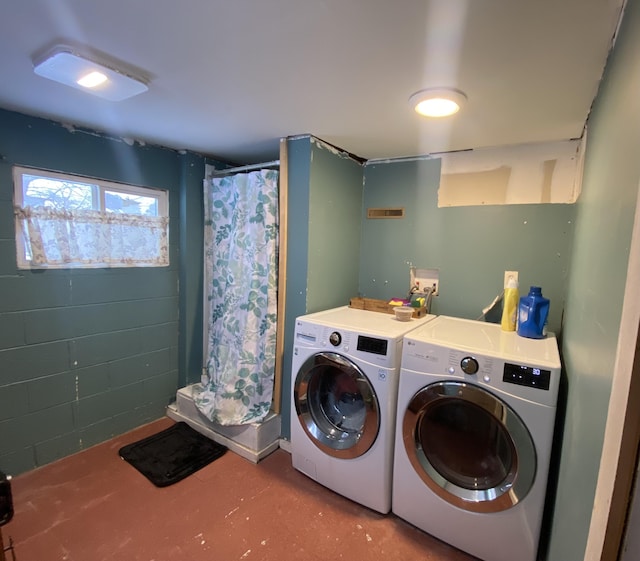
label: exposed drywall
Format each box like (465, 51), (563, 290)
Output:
(438, 139), (584, 207)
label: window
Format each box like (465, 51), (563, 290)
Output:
(13, 166), (169, 269)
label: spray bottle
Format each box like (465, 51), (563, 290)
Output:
(501, 275), (519, 331)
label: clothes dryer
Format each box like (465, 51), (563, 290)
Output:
(291, 306), (436, 513)
(392, 316), (561, 561)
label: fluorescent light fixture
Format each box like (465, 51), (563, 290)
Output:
(409, 88), (467, 118)
(33, 45), (148, 101)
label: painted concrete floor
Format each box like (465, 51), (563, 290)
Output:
(3, 418), (478, 561)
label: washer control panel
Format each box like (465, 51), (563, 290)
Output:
(357, 335), (388, 356)
(294, 319), (398, 367)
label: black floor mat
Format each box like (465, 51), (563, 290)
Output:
(119, 422), (227, 487)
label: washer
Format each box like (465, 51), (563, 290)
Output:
(291, 305), (436, 513)
(392, 316), (560, 561)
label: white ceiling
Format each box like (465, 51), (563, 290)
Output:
(0, 0), (626, 165)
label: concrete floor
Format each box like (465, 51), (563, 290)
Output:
(3, 417), (478, 561)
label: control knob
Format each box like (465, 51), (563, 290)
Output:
(461, 356), (479, 375)
(329, 332), (342, 347)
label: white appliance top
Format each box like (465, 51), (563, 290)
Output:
(296, 306), (437, 340)
(406, 315), (560, 369)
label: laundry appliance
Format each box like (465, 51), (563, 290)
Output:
(290, 305), (436, 513)
(392, 316), (561, 561)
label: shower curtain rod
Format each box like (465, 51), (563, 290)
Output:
(209, 159), (280, 176)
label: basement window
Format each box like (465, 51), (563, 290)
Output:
(13, 166), (169, 269)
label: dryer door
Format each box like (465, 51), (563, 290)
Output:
(403, 381), (536, 513)
(294, 352), (380, 459)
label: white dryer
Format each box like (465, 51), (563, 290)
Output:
(392, 316), (561, 561)
(291, 306), (436, 514)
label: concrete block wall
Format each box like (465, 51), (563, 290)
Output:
(0, 109), (201, 475)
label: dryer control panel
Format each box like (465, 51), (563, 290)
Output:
(503, 362), (551, 390)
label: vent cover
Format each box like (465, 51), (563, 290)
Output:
(367, 207), (405, 219)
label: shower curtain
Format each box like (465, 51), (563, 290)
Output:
(194, 169), (279, 425)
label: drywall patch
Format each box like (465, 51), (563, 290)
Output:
(541, 159), (557, 203)
(437, 138), (584, 207)
(439, 165), (512, 206)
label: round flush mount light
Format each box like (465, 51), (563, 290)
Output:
(409, 88), (467, 118)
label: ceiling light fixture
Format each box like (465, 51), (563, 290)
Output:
(76, 71), (108, 89)
(409, 88), (467, 118)
(33, 45), (148, 102)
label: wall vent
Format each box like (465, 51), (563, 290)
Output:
(367, 207), (405, 219)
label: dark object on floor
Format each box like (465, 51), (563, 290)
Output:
(0, 471), (13, 526)
(119, 422), (227, 487)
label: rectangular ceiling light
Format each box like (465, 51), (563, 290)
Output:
(33, 46), (148, 102)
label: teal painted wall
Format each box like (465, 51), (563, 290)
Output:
(281, 136), (363, 440)
(281, 137), (312, 443)
(0, 109), (208, 475)
(179, 152), (208, 388)
(307, 138), (364, 312)
(360, 158), (575, 333)
(546, 0), (640, 558)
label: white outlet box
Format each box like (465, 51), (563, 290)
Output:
(411, 267), (439, 296)
(504, 270), (518, 288)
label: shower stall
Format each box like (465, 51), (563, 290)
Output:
(167, 145), (288, 462)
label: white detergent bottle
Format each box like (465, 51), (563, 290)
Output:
(501, 276), (519, 331)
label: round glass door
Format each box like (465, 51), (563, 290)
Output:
(403, 381), (536, 512)
(294, 352), (380, 459)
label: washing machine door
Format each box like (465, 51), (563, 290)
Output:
(294, 352), (380, 459)
(403, 381), (536, 513)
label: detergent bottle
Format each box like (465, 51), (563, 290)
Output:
(517, 286), (550, 339)
(500, 276), (519, 332)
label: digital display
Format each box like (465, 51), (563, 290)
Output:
(357, 335), (388, 356)
(503, 362), (551, 390)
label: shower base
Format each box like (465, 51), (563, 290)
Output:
(166, 383), (281, 463)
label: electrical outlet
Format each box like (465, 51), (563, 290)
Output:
(430, 279), (439, 296)
(504, 270), (518, 288)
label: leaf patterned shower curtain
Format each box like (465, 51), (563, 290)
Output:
(194, 169), (279, 425)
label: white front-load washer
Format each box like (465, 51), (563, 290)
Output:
(291, 305), (436, 514)
(392, 316), (561, 561)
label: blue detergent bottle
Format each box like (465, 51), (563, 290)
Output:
(517, 286), (550, 339)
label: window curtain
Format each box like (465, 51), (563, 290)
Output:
(194, 169), (279, 425)
(14, 206), (169, 268)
